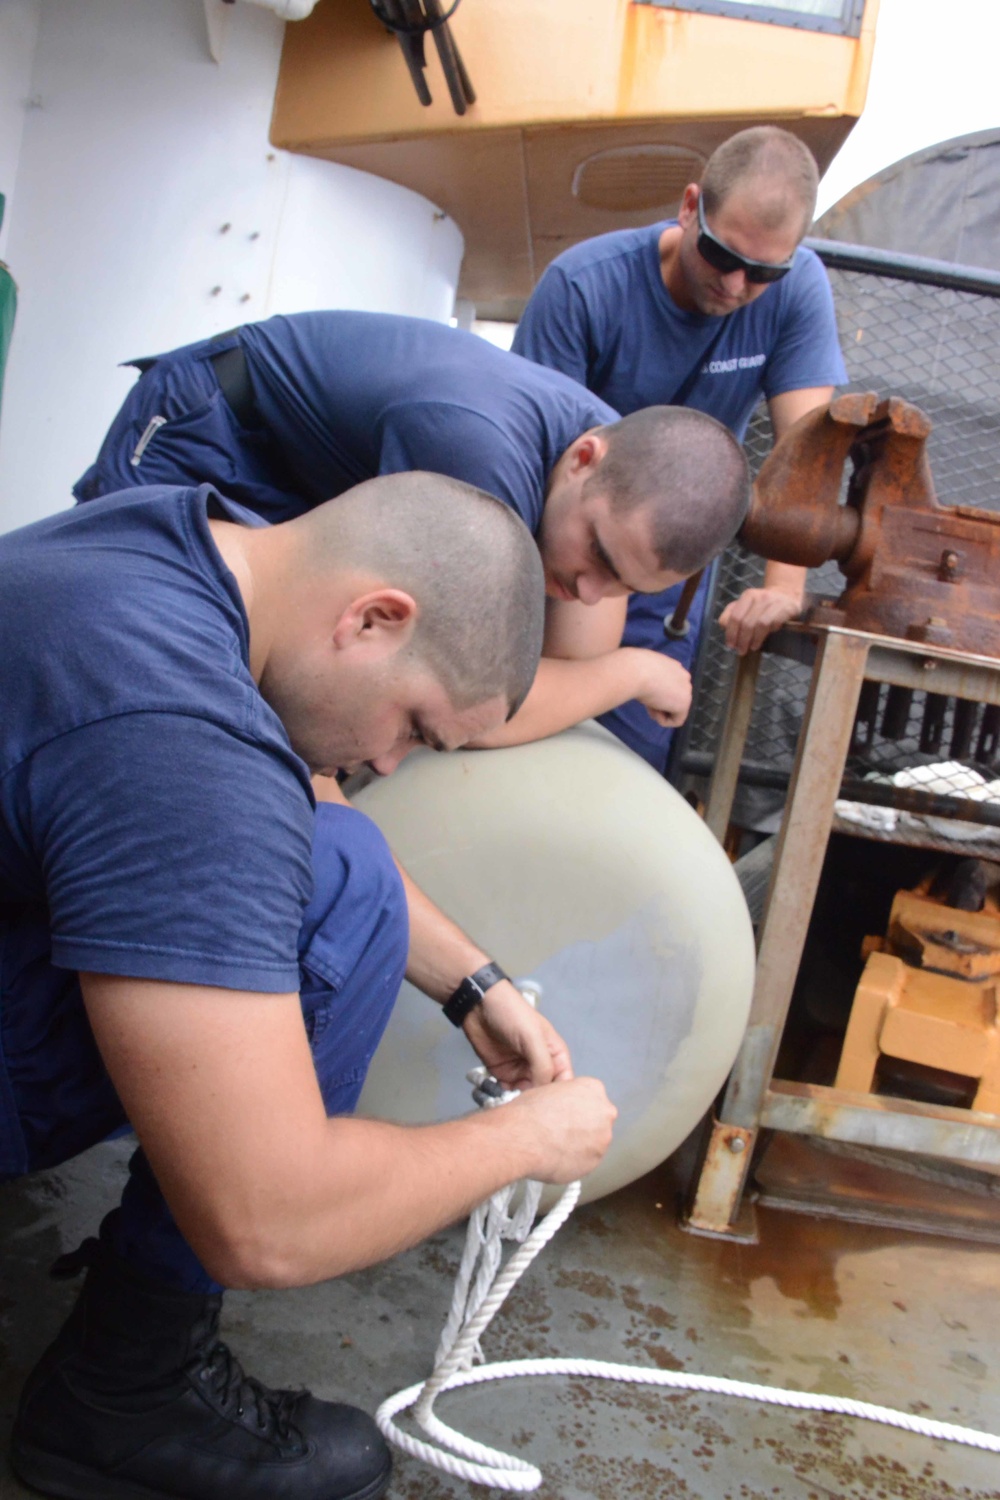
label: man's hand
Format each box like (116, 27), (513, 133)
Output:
(508, 1077), (617, 1184)
(718, 584), (803, 656)
(630, 649), (693, 728)
(462, 982), (574, 1091)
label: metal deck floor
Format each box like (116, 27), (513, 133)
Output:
(3, 1136), (999, 1500)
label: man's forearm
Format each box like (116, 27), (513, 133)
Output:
(471, 651), (648, 749)
(398, 862), (491, 1000)
(213, 1068), (614, 1289)
(223, 1106), (550, 1288)
(83, 974), (608, 1297)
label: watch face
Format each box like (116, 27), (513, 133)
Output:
(471, 962), (507, 994)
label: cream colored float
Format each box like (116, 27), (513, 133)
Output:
(355, 722), (755, 1204)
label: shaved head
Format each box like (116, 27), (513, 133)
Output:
(591, 407), (750, 577)
(291, 471), (545, 715)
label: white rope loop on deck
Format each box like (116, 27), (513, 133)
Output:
(375, 1067), (1000, 1490)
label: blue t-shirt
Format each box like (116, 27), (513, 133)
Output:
(0, 485), (314, 992)
(239, 311), (617, 532)
(512, 222), (846, 439)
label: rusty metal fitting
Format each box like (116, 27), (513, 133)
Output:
(741, 393), (1000, 659)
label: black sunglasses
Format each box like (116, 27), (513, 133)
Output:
(696, 195), (796, 285)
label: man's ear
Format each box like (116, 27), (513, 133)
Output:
(569, 428), (610, 476)
(677, 182), (700, 230)
(332, 589), (418, 653)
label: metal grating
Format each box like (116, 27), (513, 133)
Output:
(674, 242), (1000, 835)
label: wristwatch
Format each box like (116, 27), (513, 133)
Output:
(442, 961), (509, 1027)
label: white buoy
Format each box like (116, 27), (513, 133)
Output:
(355, 722), (755, 1204)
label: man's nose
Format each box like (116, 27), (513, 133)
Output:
(577, 571), (629, 606)
(720, 267), (747, 296)
(574, 573), (608, 606)
(369, 742), (418, 776)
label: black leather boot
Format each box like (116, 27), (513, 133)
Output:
(10, 1236), (391, 1500)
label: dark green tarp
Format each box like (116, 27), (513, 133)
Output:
(0, 191), (15, 423)
(0, 260), (15, 424)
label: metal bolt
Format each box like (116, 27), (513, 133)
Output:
(209, 286), (222, 297)
(249, 231), (260, 241)
(239, 293), (251, 303)
(220, 222), (231, 234)
(727, 1135), (747, 1154)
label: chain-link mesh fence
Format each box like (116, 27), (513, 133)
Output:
(672, 242), (1000, 844)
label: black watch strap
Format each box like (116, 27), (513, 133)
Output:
(442, 961), (509, 1027)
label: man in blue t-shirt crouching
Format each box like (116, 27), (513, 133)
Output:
(0, 473), (617, 1500)
(513, 126), (848, 773)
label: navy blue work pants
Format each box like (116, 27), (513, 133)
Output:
(0, 804), (409, 1295)
(73, 331), (306, 525)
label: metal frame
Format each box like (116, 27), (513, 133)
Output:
(635, 0), (865, 39)
(806, 238), (1000, 297)
(687, 622), (1000, 1238)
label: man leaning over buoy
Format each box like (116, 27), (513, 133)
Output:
(74, 308), (750, 753)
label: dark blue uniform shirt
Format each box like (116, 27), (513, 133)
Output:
(0, 485), (314, 993)
(239, 311), (618, 527)
(512, 221), (846, 440)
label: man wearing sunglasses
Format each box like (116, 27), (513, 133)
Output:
(513, 127), (846, 775)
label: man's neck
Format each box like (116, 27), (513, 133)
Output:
(657, 224), (697, 312)
(207, 519), (266, 679)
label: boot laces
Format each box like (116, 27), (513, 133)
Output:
(196, 1341), (304, 1453)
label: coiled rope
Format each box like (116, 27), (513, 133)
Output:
(376, 1068), (1000, 1490)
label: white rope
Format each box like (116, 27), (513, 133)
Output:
(376, 1068), (1000, 1490)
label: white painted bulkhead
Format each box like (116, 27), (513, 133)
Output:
(0, 0), (464, 532)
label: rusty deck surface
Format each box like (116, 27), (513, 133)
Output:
(3, 1136), (1000, 1500)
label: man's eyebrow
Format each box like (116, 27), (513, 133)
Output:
(592, 526), (643, 594)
